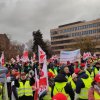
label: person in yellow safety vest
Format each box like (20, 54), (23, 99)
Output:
(92, 62), (100, 78)
(88, 74), (100, 100)
(0, 83), (3, 100)
(85, 63), (94, 80)
(75, 63), (92, 100)
(15, 72), (35, 100)
(51, 66), (75, 100)
(48, 63), (58, 77)
(70, 73), (77, 91)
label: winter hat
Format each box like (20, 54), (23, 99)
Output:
(48, 72), (55, 78)
(80, 63), (85, 68)
(74, 68), (80, 74)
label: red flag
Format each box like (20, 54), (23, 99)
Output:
(0, 52), (5, 66)
(22, 50), (29, 62)
(38, 45), (46, 63)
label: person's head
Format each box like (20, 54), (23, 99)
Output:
(87, 64), (91, 70)
(95, 74), (100, 88)
(67, 61), (70, 66)
(60, 66), (69, 75)
(20, 72), (26, 80)
(74, 61), (79, 67)
(72, 73), (77, 82)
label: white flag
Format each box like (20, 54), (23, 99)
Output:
(38, 45), (46, 63)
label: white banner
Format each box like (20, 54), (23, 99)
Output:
(60, 49), (81, 64)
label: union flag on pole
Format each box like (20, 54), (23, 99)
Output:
(0, 52), (5, 66)
(38, 45), (46, 63)
(22, 50), (29, 62)
(33, 53), (36, 60)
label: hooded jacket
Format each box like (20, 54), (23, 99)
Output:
(51, 72), (74, 100)
(76, 71), (89, 94)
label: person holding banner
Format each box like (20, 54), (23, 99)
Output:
(15, 72), (35, 100)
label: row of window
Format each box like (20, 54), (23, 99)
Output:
(52, 45), (77, 50)
(51, 39), (75, 45)
(51, 29), (100, 40)
(51, 22), (100, 35)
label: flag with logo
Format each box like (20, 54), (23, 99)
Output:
(38, 45), (46, 63)
(38, 57), (48, 97)
(22, 44), (29, 62)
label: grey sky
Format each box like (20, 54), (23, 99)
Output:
(0, 0), (100, 43)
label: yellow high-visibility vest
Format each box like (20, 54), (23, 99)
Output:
(70, 80), (76, 90)
(18, 81), (33, 97)
(85, 70), (93, 82)
(66, 75), (72, 82)
(79, 77), (92, 99)
(94, 91), (100, 100)
(53, 82), (70, 100)
(49, 69), (58, 76)
(0, 85), (2, 100)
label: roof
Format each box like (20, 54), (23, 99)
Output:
(59, 21), (85, 28)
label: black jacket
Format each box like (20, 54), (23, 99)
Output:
(51, 73), (74, 100)
(76, 71), (89, 94)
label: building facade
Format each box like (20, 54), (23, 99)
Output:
(0, 34), (23, 61)
(50, 19), (100, 54)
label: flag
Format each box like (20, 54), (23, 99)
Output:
(0, 52), (5, 66)
(38, 57), (48, 97)
(83, 52), (91, 60)
(16, 55), (20, 62)
(38, 45), (46, 63)
(22, 44), (29, 62)
(33, 53), (36, 60)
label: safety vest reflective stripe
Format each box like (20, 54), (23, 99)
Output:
(53, 82), (70, 100)
(18, 81), (33, 97)
(94, 91), (100, 100)
(79, 77), (92, 99)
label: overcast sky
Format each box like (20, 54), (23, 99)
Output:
(0, 0), (100, 43)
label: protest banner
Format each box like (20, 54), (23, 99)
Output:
(60, 49), (80, 64)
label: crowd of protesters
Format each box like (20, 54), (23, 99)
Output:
(0, 56), (100, 100)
